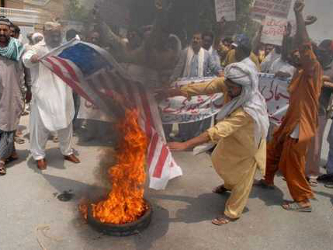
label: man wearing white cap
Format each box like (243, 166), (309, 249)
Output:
(158, 59), (269, 225)
(23, 22), (80, 170)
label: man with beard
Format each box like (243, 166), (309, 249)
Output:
(169, 31), (222, 141)
(0, 16), (26, 175)
(158, 59), (269, 225)
(256, 0), (329, 212)
(23, 22), (80, 170)
(202, 31), (221, 67)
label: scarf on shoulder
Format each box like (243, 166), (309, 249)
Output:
(0, 38), (24, 61)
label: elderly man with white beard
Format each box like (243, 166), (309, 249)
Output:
(157, 59), (269, 225)
(23, 22), (80, 170)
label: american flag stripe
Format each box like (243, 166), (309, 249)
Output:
(44, 58), (94, 104)
(152, 144), (169, 178)
(147, 133), (159, 166)
(51, 56), (80, 82)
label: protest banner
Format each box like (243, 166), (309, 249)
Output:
(258, 74), (290, 125)
(251, 0), (292, 20)
(159, 75), (290, 125)
(261, 16), (287, 46)
(214, 0), (236, 22)
(160, 77), (224, 124)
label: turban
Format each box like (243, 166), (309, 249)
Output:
(0, 16), (11, 27)
(217, 58), (269, 146)
(32, 32), (44, 44)
(44, 22), (62, 31)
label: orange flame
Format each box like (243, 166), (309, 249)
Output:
(81, 109), (148, 224)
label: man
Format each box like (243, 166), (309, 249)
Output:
(317, 41), (333, 185)
(31, 33), (44, 45)
(9, 23), (32, 145)
(23, 22), (80, 170)
(0, 16), (26, 175)
(158, 59), (269, 225)
(305, 40), (333, 186)
(256, 0), (325, 211)
(223, 34), (261, 70)
(169, 31), (222, 141)
(202, 31), (221, 66)
(171, 31), (222, 81)
(10, 24), (20, 40)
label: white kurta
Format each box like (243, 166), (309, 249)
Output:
(23, 42), (74, 160)
(22, 41), (74, 132)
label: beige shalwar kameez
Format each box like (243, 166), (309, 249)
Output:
(181, 79), (266, 219)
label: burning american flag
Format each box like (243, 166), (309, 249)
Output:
(39, 38), (182, 190)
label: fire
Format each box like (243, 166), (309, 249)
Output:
(80, 109), (148, 224)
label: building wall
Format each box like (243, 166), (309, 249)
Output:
(5, 0), (65, 22)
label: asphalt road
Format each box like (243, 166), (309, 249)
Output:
(0, 115), (332, 250)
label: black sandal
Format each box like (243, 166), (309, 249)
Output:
(212, 185), (230, 195)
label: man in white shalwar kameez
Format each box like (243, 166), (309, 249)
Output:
(23, 22), (80, 170)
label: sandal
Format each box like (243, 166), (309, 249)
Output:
(14, 137), (25, 144)
(212, 185), (230, 195)
(6, 152), (19, 164)
(324, 182), (333, 189)
(306, 177), (318, 187)
(52, 136), (59, 143)
(0, 162), (6, 176)
(282, 202), (312, 212)
(212, 214), (238, 226)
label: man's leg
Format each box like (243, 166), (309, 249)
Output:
(30, 106), (49, 161)
(0, 131), (15, 175)
(263, 139), (284, 186)
(326, 143), (333, 175)
(58, 123), (80, 164)
(224, 161), (257, 219)
(305, 115), (327, 180)
(58, 123), (73, 156)
(280, 137), (314, 205)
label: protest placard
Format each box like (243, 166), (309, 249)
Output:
(261, 16), (287, 46)
(252, 0), (292, 20)
(215, 0), (236, 22)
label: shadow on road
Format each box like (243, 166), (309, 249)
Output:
(250, 180), (285, 206)
(5, 149), (29, 170)
(150, 193), (230, 224)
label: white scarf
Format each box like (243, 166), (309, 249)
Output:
(216, 58), (269, 146)
(183, 47), (205, 77)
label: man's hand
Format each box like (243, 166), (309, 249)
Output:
(294, 0), (305, 13)
(30, 54), (39, 64)
(284, 22), (292, 37)
(167, 142), (190, 151)
(275, 71), (291, 79)
(154, 87), (186, 101)
(305, 15), (317, 26)
(218, 16), (227, 28)
(25, 90), (32, 103)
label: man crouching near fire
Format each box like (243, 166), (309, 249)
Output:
(156, 60), (269, 225)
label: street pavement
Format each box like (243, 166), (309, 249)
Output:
(0, 115), (332, 250)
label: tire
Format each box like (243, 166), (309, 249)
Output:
(87, 199), (153, 236)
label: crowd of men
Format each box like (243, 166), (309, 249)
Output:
(0, 0), (333, 226)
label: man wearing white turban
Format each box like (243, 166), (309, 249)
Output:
(158, 59), (269, 225)
(23, 22), (80, 170)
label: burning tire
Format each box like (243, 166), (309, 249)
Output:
(87, 199), (153, 236)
